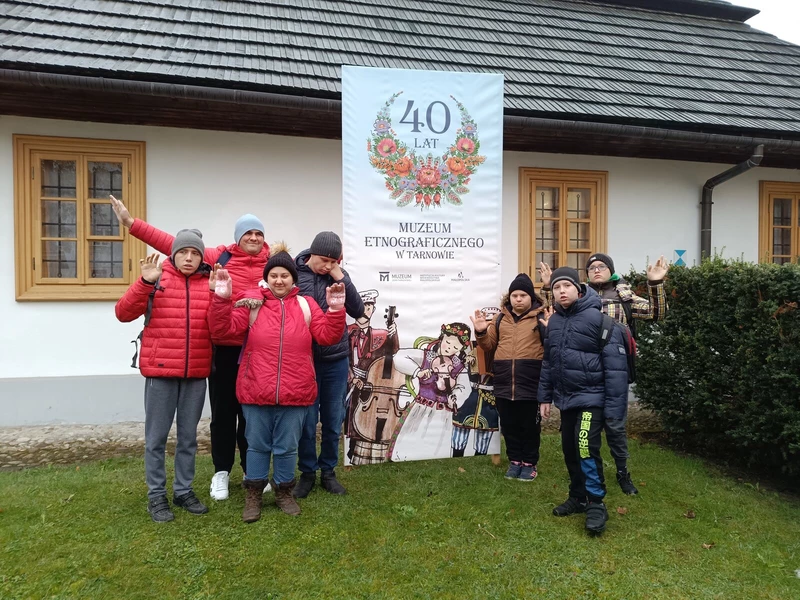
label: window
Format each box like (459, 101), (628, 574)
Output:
(759, 181), (800, 264)
(518, 168), (608, 284)
(14, 135), (146, 301)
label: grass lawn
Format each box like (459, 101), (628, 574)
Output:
(1, 434), (799, 600)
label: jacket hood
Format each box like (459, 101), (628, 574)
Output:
(295, 249), (312, 271)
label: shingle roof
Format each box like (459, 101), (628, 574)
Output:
(1, 0), (799, 136)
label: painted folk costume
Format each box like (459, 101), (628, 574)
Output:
(345, 291), (402, 465)
(388, 323), (472, 462)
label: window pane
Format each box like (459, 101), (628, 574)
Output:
(773, 256), (792, 265)
(41, 160), (76, 198)
(90, 203), (120, 236)
(88, 162), (123, 199)
(42, 240), (77, 278)
(569, 222), (590, 250)
(567, 252), (590, 283)
(535, 187), (559, 218)
(773, 198), (792, 226)
(89, 241), (123, 279)
(41, 200), (77, 238)
(567, 188), (591, 218)
(535, 220), (559, 250)
(773, 228), (792, 256)
(535, 252), (559, 284)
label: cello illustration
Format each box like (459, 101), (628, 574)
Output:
(351, 306), (404, 443)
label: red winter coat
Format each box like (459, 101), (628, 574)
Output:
(115, 260), (213, 379)
(129, 218), (270, 346)
(208, 287), (345, 406)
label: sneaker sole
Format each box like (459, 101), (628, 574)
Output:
(210, 493), (229, 501)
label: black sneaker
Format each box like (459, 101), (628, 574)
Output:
(321, 470), (347, 495)
(173, 491), (209, 515)
(585, 501), (608, 535)
(147, 495), (175, 523)
(552, 497), (588, 517)
(292, 472), (317, 498)
(617, 471), (639, 495)
(504, 461), (522, 480)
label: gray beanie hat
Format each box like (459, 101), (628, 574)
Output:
(234, 214), (265, 245)
(310, 231), (342, 259)
(171, 228), (205, 261)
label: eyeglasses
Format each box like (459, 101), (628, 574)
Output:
(588, 264), (609, 273)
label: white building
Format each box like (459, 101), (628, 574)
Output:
(1, 0), (799, 425)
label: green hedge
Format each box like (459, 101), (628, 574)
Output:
(627, 258), (800, 477)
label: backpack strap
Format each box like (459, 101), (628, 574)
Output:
(620, 299), (636, 339)
(599, 313), (616, 348)
(131, 276), (163, 369)
(217, 250), (233, 267)
(297, 295), (312, 327)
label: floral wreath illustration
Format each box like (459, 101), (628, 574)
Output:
(367, 92), (486, 209)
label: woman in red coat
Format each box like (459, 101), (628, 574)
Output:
(209, 243), (346, 521)
(115, 229), (212, 523)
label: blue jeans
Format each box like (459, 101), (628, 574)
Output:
(241, 404), (306, 485)
(297, 356), (349, 474)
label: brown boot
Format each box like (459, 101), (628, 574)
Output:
(275, 479), (302, 516)
(242, 479), (267, 523)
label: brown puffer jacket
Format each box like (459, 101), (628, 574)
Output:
(475, 301), (546, 402)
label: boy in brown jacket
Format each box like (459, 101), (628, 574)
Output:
(471, 273), (548, 481)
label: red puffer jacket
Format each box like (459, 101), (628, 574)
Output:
(208, 287), (345, 406)
(129, 218), (269, 346)
(115, 260), (213, 379)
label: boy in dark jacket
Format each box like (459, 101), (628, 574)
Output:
(293, 232), (365, 497)
(538, 267), (629, 535)
(472, 273), (546, 481)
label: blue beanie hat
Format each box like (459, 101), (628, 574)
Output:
(234, 214), (265, 245)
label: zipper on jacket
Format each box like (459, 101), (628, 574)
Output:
(184, 276), (190, 379)
(275, 297), (286, 404)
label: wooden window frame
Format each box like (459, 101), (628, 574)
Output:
(518, 167), (608, 285)
(14, 135), (147, 301)
(758, 180), (800, 264)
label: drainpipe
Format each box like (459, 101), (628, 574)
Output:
(700, 144), (764, 259)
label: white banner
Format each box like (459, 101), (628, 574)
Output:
(342, 66), (504, 464)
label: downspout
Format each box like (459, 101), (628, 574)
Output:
(700, 144), (764, 259)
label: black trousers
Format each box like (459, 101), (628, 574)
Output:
(495, 398), (541, 465)
(560, 407), (606, 503)
(208, 345), (248, 474)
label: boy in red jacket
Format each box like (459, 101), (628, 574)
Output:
(116, 229), (213, 522)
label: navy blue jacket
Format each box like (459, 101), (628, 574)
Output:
(295, 249), (365, 362)
(537, 286), (629, 420)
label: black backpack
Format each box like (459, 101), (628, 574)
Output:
(598, 313), (637, 384)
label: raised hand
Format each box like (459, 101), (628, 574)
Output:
(538, 306), (555, 328)
(469, 309), (488, 333)
(647, 255), (668, 281)
(109, 195), (134, 228)
(538, 262), (552, 287)
(213, 265), (232, 299)
(140, 253), (162, 283)
(326, 282), (346, 311)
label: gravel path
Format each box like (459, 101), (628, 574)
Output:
(0, 406), (662, 470)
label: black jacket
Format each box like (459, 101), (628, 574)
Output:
(295, 249), (365, 362)
(537, 286), (629, 420)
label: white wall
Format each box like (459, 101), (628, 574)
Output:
(1, 115), (799, 383)
(501, 151), (800, 286)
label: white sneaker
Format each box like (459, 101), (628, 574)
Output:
(210, 471), (230, 501)
(263, 481), (272, 494)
